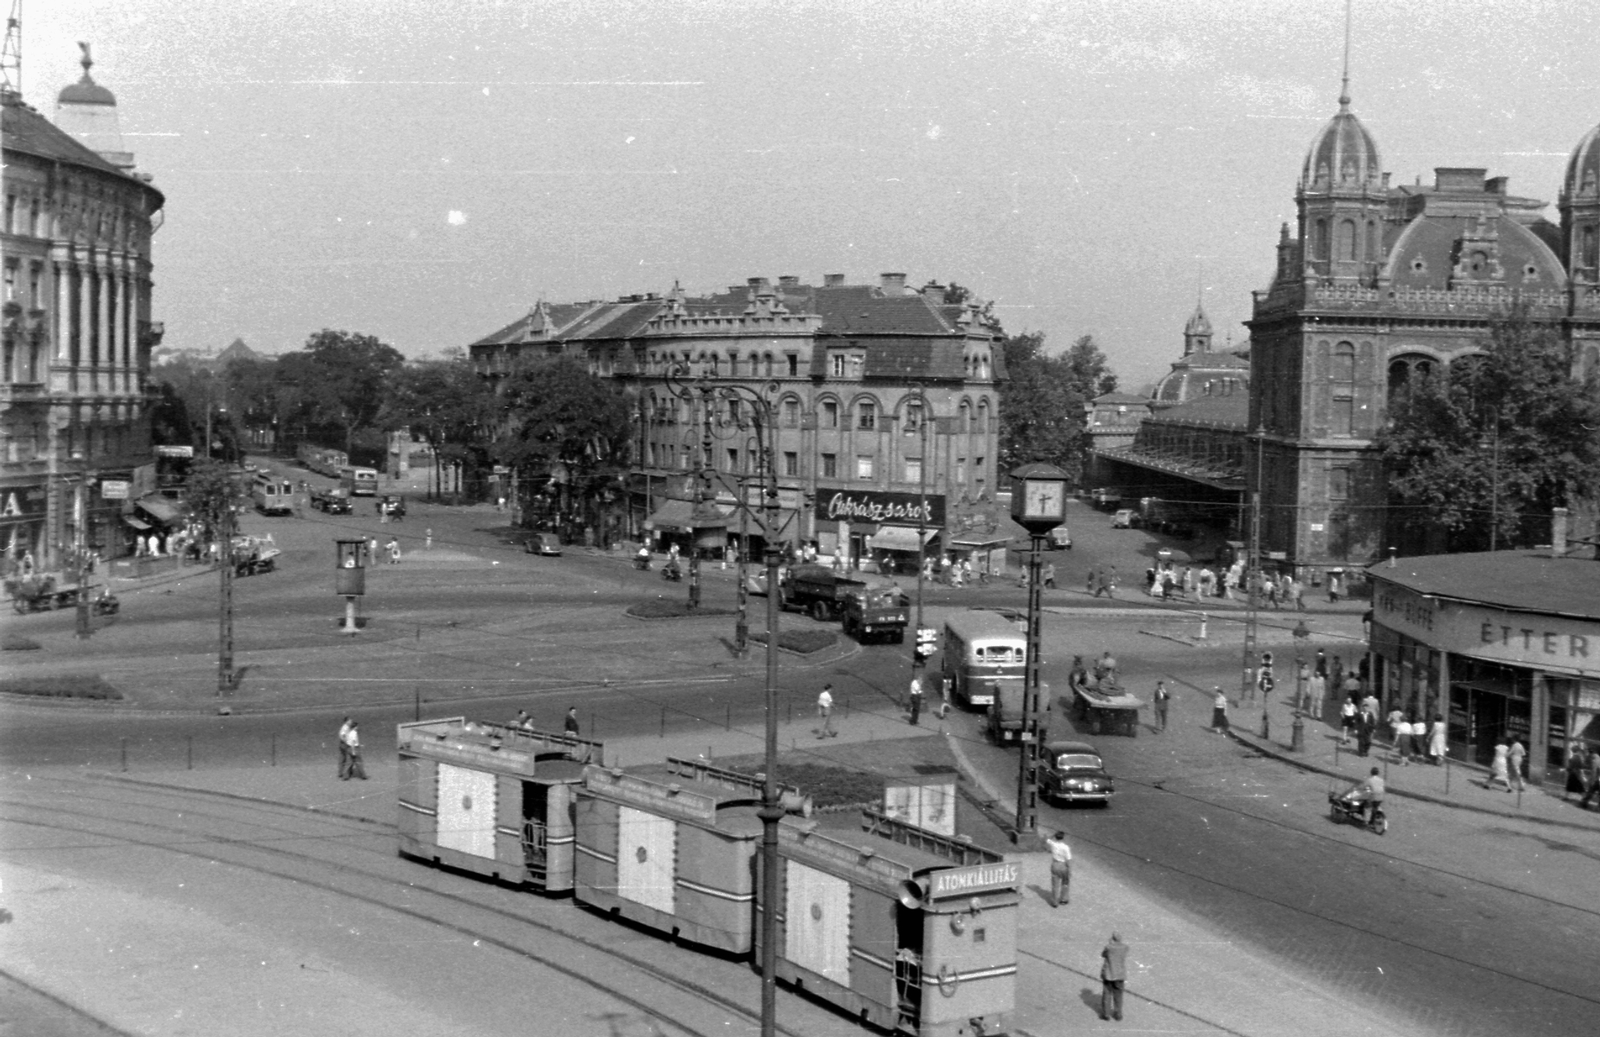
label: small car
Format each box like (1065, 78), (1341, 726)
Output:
(1038, 739), (1114, 806)
(524, 531), (562, 556)
(1111, 509), (1136, 529)
(1047, 527), (1073, 550)
(376, 494), (406, 519)
(310, 488), (352, 515)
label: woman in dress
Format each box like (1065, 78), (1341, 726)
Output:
(1428, 714), (1447, 764)
(1487, 739), (1512, 791)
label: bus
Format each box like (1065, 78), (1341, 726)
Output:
(251, 474), (296, 516)
(941, 609), (1027, 709)
(339, 466), (379, 497)
(296, 443), (349, 478)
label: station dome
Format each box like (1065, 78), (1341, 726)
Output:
(1300, 96), (1383, 191)
(1563, 122), (1600, 200)
(53, 43), (134, 171)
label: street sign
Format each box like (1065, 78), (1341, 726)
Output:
(100, 480), (130, 500)
(915, 626), (939, 658)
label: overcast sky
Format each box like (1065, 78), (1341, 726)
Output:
(23, 0), (1600, 389)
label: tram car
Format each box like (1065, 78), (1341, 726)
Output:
(396, 717), (603, 893)
(765, 810), (1020, 1037)
(574, 756), (809, 953)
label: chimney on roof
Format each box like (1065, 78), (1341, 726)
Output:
(921, 281), (946, 300)
(1552, 507), (1569, 558)
(1485, 175), (1509, 196)
(728, 285), (744, 295)
(823, 273), (846, 288)
(748, 277), (772, 294)
(778, 275), (800, 290)
(879, 272), (907, 294)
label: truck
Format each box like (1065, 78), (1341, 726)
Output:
(986, 675), (1050, 745)
(778, 564), (909, 644)
(310, 487), (352, 514)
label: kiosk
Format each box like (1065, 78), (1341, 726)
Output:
(334, 538), (366, 633)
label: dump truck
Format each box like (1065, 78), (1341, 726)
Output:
(779, 564), (909, 644)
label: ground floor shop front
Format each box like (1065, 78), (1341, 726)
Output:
(1367, 551), (1600, 785)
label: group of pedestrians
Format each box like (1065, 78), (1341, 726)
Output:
(336, 717), (368, 780)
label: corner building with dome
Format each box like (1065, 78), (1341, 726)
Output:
(1246, 86), (1600, 570)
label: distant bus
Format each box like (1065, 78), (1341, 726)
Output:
(941, 609), (1027, 709)
(340, 466), (379, 497)
(296, 443), (349, 477)
(251, 474), (296, 516)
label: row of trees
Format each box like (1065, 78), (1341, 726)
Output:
(995, 331), (1118, 481)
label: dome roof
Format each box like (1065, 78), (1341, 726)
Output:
(1563, 122), (1600, 200)
(1300, 98), (1383, 191)
(58, 75), (116, 107)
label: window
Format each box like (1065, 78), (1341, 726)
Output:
(29, 199), (40, 237)
(821, 400), (838, 428)
(1337, 219), (1357, 262)
(783, 451), (798, 477)
(856, 455), (874, 480)
(831, 354), (845, 377)
(1331, 341), (1356, 436)
(821, 453), (838, 479)
(786, 354), (798, 377)
(728, 352), (739, 376)
(783, 398), (800, 428)
(858, 401), (876, 430)
(3, 195), (13, 235)
(3, 262), (14, 303)
(1329, 467), (1350, 502)
(764, 353), (774, 377)
(727, 448), (739, 471)
(956, 458), (967, 484)
(904, 458), (923, 484)
(904, 402), (922, 432)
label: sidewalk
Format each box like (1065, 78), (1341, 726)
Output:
(18, 707), (1419, 1037)
(1225, 690), (1600, 832)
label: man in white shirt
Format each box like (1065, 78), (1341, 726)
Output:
(817, 684), (836, 738)
(1045, 830), (1073, 907)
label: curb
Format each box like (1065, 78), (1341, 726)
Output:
(1225, 728), (1600, 833)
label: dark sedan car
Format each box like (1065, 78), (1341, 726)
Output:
(1038, 739), (1114, 806)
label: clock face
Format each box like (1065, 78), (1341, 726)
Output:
(1025, 480), (1063, 519)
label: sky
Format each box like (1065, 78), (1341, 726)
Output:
(20, 0), (1600, 390)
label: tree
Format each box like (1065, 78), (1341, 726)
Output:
(1063, 334), (1118, 397)
(381, 355), (500, 498)
(1377, 306), (1600, 551)
(184, 458), (248, 542)
(494, 355), (635, 536)
(996, 331), (1088, 479)
(298, 329), (405, 456)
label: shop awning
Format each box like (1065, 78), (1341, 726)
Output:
(867, 526), (937, 553)
(135, 495), (183, 525)
(644, 499), (732, 533)
(122, 515), (152, 531)
(949, 532), (1011, 549)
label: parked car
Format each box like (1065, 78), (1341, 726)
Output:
(1047, 526), (1073, 549)
(524, 531), (562, 556)
(376, 494), (406, 519)
(1111, 509), (1136, 529)
(1037, 739), (1114, 806)
(310, 488), (352, 515)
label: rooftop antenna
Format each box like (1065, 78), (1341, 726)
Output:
(1339, 0), (1353, 108)
(1, 0), (21, 98)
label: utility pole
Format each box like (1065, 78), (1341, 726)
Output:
(1243, 426), (1265, 734)
(218, 497), (234, 698)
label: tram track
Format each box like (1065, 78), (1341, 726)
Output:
(0, 773), (826, 1037)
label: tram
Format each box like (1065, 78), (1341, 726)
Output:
(395, 716), (1022, 1036)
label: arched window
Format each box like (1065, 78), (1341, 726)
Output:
(1315, 218), (1330, 261)
(1337, 219), (1357, 263)
(1331, 341), (1356, 436)
(1582, 225), (1598, 270)
(958, 401), (971, 434)
(977, 399), (990, 434)
(764, 352), (774, 377)
(727, 352), (739, 376)
(708, 353), (720, 376)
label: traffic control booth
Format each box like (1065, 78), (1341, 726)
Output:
(763, 809), (1020, 1037)
(396, 717), (604, 893)
(573, 757), (807, 953)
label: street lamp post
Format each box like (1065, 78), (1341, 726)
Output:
(663, 363), (782, 1037)
(904, 386), (932, 683)
(1244, 425), (1265, 735)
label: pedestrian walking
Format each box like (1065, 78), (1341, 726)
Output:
(1045, 830), (1072, 908)
(1580, 746), (1600, 809)
(1388, 707), (1410, 764)
(337, 716), (353, 779)
(1314, 649), (1327, 677)
(1356, 707), (1376, 757)
(1428, 714), (1447, 764)
(1308, 670), (1327, 718)
(1340, 697), (1357, 745)
(817, 684), (837, 738)
(343, 722), (368, 780)
(1100, 932), (1129, 1022)
(1211, 687), (1230, 733)
(1043, 561), (1056, 589)
(1328, 568), (1345, 603)
(908, 675), (923, 726)
(1153, 680), (1170, 732)
(1104, 565), (1118, 598)
(386, 537), (400, 564)
(1087, 565), (1098, 595)
(563, 706), (580, 737)
(1508, 737), (1527, 793)
(1487, 739), (1513, 792)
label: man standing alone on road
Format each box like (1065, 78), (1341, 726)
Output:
(1045, 830), (1072, 907)
(1100, 932), (1129, 1022)
(1153, 681), (1169, 732)
(1211, 687), (1230, 733)
(908, 675), (923, 726)
(337, 717), (353, 779)
(564, 707), (580, 738)
(817, 684), (836, 738)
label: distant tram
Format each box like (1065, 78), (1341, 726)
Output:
(296, 443), (348, 477)
(251, 474), (296, 515)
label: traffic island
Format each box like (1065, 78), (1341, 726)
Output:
(626, 599), (738, 619)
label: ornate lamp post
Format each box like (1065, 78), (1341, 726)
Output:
(662, 363), (783, 1037)
(1008, 462), (1069, 843)
(903, 386), (934, 682)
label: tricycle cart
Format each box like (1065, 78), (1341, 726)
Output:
(1072, 682), (1144, 737)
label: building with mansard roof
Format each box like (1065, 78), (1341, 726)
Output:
(2, 47), (166, 577)
(469, 274), (1011, 570)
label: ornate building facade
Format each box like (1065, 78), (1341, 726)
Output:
(2, 50), (165, 573)
(470, 274), (1007, 565)
(1246, 84), (1600, 571)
